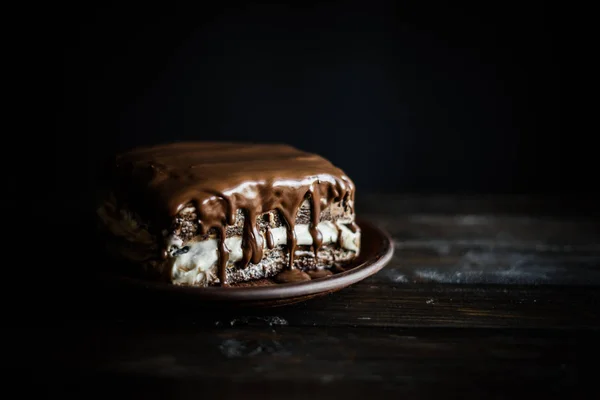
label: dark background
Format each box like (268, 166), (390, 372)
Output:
(10, 3), (599, 393)
(54, 1), (579, 218)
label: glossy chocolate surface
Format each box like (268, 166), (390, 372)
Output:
(112, 142), (356, 284)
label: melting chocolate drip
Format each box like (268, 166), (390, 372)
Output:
(278, 206), (300, 269)
(240, 209), (264, 268)
(308, 184), (323, 258)
(335, 224), (343, 248)
(274, 268), (311, 283)
(265, 227), (275, 250)
(217, 226), (229, 285)
(113, 142), (356, 285)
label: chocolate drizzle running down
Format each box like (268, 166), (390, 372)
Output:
(348, 222), (360, 233)
(265, 227), (275, 250)
(112, 142), (355, 285)
(216, 226), (229, 284)
(308, 184), (323, 258)
(335, 224), (343, 248)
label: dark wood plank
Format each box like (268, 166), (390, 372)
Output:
(288, 283), (600, 329)
(42, 281), (600, 330)
(381, 248), (600, 285)
(363, 212), (600, 285)
(5, 325), (594, 398)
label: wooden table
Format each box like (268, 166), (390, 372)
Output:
(9, 195), (600, 397)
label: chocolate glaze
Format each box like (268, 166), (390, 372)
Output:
(307, 269), (333, 279)
(335, 224), (343, 248)
(112, 142), (356, 284)
(265, 227), (275, 250)
(274, 268), (311, 283)
(217, 226), (229, 285)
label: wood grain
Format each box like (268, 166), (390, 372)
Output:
(5, 325), (594, 397)
(25, 194), (600, 397)
(43, 280), (600, 330)
(365, 211), (600, 285)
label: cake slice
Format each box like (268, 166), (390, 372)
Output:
(97, 142), (360, 286)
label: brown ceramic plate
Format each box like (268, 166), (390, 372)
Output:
(102, 218), (393, 307)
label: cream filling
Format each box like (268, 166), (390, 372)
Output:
(171, 221), (360, 285)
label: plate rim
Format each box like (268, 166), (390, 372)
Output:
(105, 218), (394, 301)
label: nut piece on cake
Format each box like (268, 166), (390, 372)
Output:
(97, 142), (360, 286)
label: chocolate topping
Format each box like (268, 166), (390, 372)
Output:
(265, 227), (275, 250)
(112, 142), (356, 284)
(274, 268), (311, 283)
(307, 269), (334, 279)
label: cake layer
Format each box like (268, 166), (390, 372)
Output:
(170, 220), (360, 285)
(225, 245), (357, 285)
(98, 195), (359, 286)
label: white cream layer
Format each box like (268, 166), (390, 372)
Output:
(171, 221), (360, 285)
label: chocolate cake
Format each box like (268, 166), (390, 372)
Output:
(97, 142), (360, 286)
